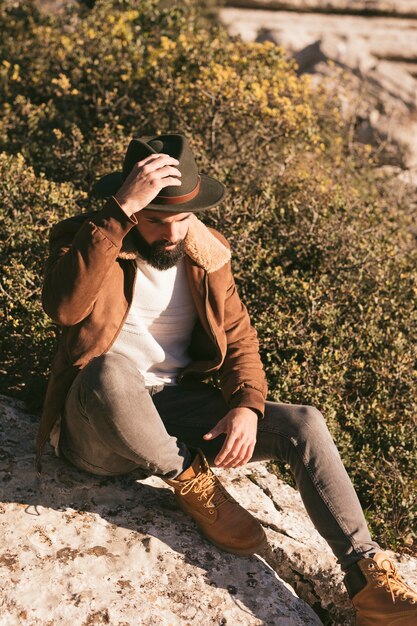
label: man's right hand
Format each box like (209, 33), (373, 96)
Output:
(114, 153), (182, 217)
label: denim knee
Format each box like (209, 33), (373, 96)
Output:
(80, 353), (146, 398)
(266, 403), (330, 443)
(294, 405), (331, 444)
(282, 405), (340, 471)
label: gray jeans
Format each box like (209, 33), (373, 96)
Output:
(60, 353), (380, 572)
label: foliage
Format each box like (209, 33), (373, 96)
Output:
(0, 0), (416, 551)
(0, 153), (85, 402)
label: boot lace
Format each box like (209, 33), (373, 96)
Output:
(369, 558), (417, 605)
(179, 471), (230, 512)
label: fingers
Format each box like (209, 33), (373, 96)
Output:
(160, 176), (182, 187)
(215, 438), (244, 467)
(135, 157), (182, 188)
(159, 165), (182, 179)
(215, 435), (256, 468)
(149, 166), (182, 189)
(203, 419), (227, 441)
(208, 410), (257, 468)
(235, 442), (255, 467)
(114, 153), (182, 215)
(222, 444), (254, 468)
(138, 153), (179, 173)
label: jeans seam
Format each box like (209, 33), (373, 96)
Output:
(300, 445), (363, 553)
(261, 424), (363, 553)
(61, 444), (138, 476)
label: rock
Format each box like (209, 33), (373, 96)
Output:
(1, 395), (417, 625)
(311, 56), (417, 169)
(367, 60), (417, 108)
(304, 53), (417, 169)
(220, 9), (417, 62)
(219, 6), (417, 179)
(287, 36), (377, 75)
(224, 1), (417, 19)
(395, 62), (417, 78)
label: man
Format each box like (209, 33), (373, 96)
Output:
(37, 134), (417, 624)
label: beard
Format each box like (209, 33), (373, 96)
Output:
(132, 229), (186, 270)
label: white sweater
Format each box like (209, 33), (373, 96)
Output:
(108, 257), (198, 386)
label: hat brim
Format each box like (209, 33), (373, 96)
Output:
(92, 172), (225, 213)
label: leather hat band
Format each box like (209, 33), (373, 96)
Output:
(155, 176), (201, 205)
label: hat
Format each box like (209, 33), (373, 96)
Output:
(92, 133), (226, 213)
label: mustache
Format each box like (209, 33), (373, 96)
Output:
(154, 240), (182, 248)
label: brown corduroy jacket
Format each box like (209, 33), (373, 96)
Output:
(36, 197), (268, 472)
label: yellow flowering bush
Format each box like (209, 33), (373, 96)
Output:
(0, 0), (416, 551)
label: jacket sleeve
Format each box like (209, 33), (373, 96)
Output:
(42, 197), (137, 326)
(219, 265), (268, 417)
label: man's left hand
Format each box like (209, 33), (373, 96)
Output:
(203, 407), (258, 468)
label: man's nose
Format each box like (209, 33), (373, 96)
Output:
(162, 223), (179, 242)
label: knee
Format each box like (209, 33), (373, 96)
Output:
(269, 403), (330, 444)
(301, 405), (327, 432)
(81, 353), (145, 395)
(291, 405), (335, 450)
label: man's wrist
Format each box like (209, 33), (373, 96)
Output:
(113, 192), (143, 218)
(232, 406), (259, 418)
(241, 406), (261, 419)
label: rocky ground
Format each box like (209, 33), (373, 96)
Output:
(220, 0), (417, 188)
(1, 395), (417, 625)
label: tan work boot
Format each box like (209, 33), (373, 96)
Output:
(165, 450), (267, 555)
(345, 552), (417, 626)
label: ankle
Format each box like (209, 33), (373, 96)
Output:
(344, 560), (368, 598)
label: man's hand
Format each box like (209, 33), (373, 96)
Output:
(203, 407), (258, 468)
(114, 153), (182, 217)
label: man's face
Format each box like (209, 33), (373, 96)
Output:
(134, 209), (192, 270)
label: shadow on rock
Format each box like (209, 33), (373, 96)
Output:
(0, 396), (324, 625)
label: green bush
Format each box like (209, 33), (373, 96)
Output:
(0, 152), (85, 402)
(0, 0), (415, 552)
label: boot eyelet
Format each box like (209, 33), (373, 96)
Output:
(368, 563), (375, 569)
(209, 509), (214, 515)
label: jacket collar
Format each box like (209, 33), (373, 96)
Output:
(117, 214), (231, 274)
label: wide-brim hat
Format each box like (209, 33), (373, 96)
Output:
(92, 133), (226, 213)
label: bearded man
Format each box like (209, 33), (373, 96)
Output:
(37, 134), (417, 625)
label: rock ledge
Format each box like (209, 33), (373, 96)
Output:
(1, 395), (416, 625)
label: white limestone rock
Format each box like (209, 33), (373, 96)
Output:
(219, 7), (417, 179)
(1, 395), (416, 625)
(220, 9), (417, 61)
(224, 1), (417, 18)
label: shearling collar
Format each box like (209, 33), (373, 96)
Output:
(117, 214), (231, 273)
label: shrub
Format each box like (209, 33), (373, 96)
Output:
(0, 152), (85, 404)
(0, 0), (415, 551)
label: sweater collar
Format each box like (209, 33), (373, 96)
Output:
(117, 214), (231, 274)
